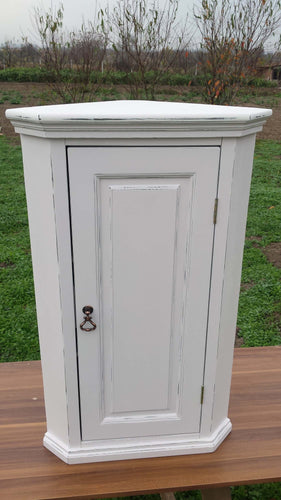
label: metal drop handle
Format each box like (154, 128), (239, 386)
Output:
(80, 306), (97, 332)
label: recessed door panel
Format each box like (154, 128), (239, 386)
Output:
(68, 146), (220, 441)
(107, 182), (179, 413)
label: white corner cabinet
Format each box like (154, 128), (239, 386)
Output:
(6, 100), (271, 464)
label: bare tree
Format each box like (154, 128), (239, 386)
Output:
(194, 0), (281, 104)
(0, 39), (40, 69)
(32, 3), (108, 103)
(0, 40), (17, 68)
(105, 0), (190, 99)
(18, 39), (41, 66)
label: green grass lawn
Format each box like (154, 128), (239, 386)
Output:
(0, 137), (39, 361)
(1, 136), (281, 499)
(237, 140), (281, 346)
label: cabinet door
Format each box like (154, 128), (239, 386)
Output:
(68, 146), (219, 441)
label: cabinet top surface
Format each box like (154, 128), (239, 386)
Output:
(6, 100), (272, 138)
(6, 99), (271, 123)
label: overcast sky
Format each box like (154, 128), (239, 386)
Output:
(0, 0), (194, 45)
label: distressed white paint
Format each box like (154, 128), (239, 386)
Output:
(19, 136), (70, 446)
(43, 417), (232, 463)
(6, 99), (271, 122)
(6, 100), (271, 138)
(6, 100), (271, 463)
(68, 146), (219, 441)
(211, 134), (257, 432)
(109, 183), (179, 413)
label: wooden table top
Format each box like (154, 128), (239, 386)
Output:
(1, 346), (281, 500)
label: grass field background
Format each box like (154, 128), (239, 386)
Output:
(1, 134), (281, 498)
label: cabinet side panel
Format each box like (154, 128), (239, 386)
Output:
(211, 134), (256, 431)
(20, 135), (69, 445)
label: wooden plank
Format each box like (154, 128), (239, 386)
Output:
(0, 361), (45, 425)
(1, 347), (281, 500)
(232, 345), (281, 373)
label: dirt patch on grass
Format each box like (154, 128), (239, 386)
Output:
(0, 82), (57, 139)
(240, 282), (255, 291)
(262, 242), (281, 269)
(246, 236), (263, 248)
(246, 235), (263, 241)
(0, 261), (15, 268)
(257, 100), (281, 141)
(235, 327), (244, 347)
(273, 310), (281, 323)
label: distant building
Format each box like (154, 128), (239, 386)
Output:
(256, 63), (281, 81)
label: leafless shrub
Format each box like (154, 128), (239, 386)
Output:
(32, 3), (108, 103)
(104, 0), (191, 99)
(194, 0), (281, 103)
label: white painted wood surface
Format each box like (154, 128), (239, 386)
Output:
(68, 146), (219, 441)
(6, 99), (271, 122)
(6, 100), (271, 138)
(6, 100), (271, 463)
(20, 136), (70, 446)
(211, 134), (257, 432)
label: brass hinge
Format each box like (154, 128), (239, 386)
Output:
(213, 198), (219, 224)
(200, 385), (205, 405)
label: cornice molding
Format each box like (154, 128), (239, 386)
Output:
(6, 100), (271, 139)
